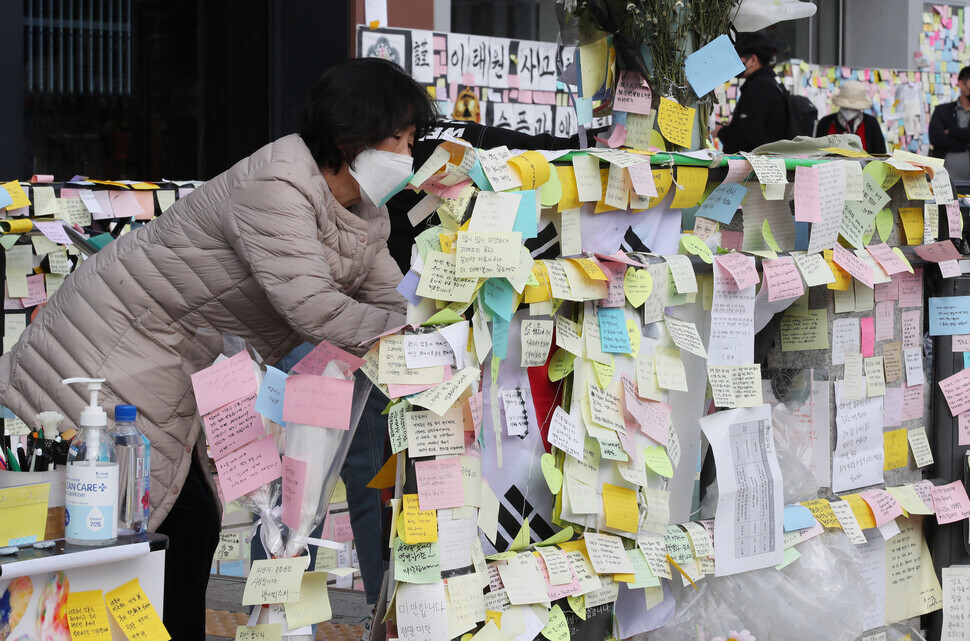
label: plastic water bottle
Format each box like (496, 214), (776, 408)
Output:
(63, 377), (118, 546)
(111, 404), (150, 535)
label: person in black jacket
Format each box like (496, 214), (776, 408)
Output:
(815, 81), (887, 154)
(929, 65), (970, 181)
(715, 33), (788, 154)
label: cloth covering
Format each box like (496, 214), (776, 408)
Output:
(0, 134), (407, 528)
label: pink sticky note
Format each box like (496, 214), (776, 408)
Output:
(281, 455), (308, 529)
(720, 230), (743, 251)
(914, 240), (962, 263)
(866, 244), (909, 275)
(190, 351), (258, 416)
(860, 317), (875, 357)
(507, 74), (520, 88)
(902, 310), (922, 348)
(896, 269), (923, 308)
(860, 488), (904, 527)
(132, 191), (156, 220)
(214, 435), (282, 503)
(723, 159), (752, 184)
(940, 367), (970, 416)
(875, 301), (895, 341)
(600, 262), (626, 308)
(762, 256), (804, 302)
(954, 335), (970, 352)
(467, 392), (483, 435)
(883, 387), (902, 427)
(20, 273), (48, 307)
(716, 252), (760, 290)
(32, 220), (73, 245)
(441, 179), (472, 199)
(290, 339), (365, 375)
(281, 374), (354, 429)
(960, 412), (970, 446)
(613, 71), (653, 115)
(461, 72), (475, 85)
(607, 124), (627, 148)
(3, 284), (25, 310)
(901, 384), (924, 422)
(538, 555), (582, 601)
(331, 512), (353, 542)
(387, 366), (452, 399)
(932, 480), (970, 524)
(627, 163), (657, 198)
(202, 393), (265, 459)
(107, 190), (144, 218)
(594, 251), (644, 268)
(947, 201), (962, 238)
(874, 280), (898, 302)
(414, 456), (465, 511)
(833, 244), (874, 288)
(940, 260), (962, 278)
(793, 165), (821, 223)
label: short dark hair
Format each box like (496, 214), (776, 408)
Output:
(299, 58), (439, 170)
(735, 33), (774, 67)
(959, 66), (970, 82)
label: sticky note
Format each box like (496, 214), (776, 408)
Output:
(255, 365), (287, 424)
(284, 572), (332, 629)
(0, 481), (48, 546)
(602, 483), (639, 533)
(694, 182), (746, 224)
(657, 97), (695, 148)
(281, 374), (353, 429)
(105, 579), (170, 641)
(883, 428), (908, 470)
(190, 351), (258, 416)
(597, 307), (631, 353)
(930, 296), (970, 335)
(669, 167), (708, 209)
(291, 339), (365, 375)
(614, 70), (653, 114)
(66, 590), (113, 640)
(214, 436), (283, 504)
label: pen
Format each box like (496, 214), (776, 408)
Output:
(16, 443), (28, 471)
(7, 447), (21, 472)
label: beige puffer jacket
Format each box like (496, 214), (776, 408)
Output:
(0, 134), (407, 529)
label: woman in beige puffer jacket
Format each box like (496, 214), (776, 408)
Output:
(0, 57), (437, 639)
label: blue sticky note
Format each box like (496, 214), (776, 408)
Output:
(255, 365), (287, 424)
(694, 182), (747, 224)
(612, 110), (628, 126)
(484, 278), (516, 321)
(396, 270), (422, 306)
(492, 315), (510, 360)
(929, 296), (970, 336)
(964, 352), (970, 370)
(468, 156), (493, 192)
(0, 188), (12, 210)
(512, 190), (538, 240)
(597, 307), (631, 354)
(575, 96), (593, 127)
(0, 405), (14, 420)
(783, 505), (817, 532)
(685, 34), (746, 98)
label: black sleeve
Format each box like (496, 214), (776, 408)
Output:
(814, 114), (836, 138)
(865, 115), (887, 155)
(929, 105), (969, 153)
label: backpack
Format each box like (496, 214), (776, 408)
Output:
(770, 82), (818, 138)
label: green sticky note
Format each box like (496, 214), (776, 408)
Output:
(762, 219), (781, 253)
(876, 208), (894, 243)
(393, 538), (442, 584)
(422, 308), (463, 326)
(644, 445), (674, 478)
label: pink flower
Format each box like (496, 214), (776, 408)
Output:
(727, 631), (756, 641)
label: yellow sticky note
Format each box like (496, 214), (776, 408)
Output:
(541, 165), (563, 207)
(105, 579), (170, 641)
(602, 483), (639, 533)
(284, 572), (332, 629)
(524, 261), (552, 303)
(578, 37), (609, 98)
(898, 207), (924, 245)
(669, 167), (707, 209)
(643, 445), (673, 478)
(548, 348), (575, 382)
(557, 166), (581, 212)
(439, 233), (457, 254)
(567, 594), (587, 620)
(901, 171), (934, 200)
(509, 517), (532, 551)
(508, 151), (552, 190)
(569, 257), (608, 280)
(66, 590), (113, 641)
(540, 604), (570, 641)
(235, 624), (282, 641)
(624, 267), (652, 307)
(2, 181), (32, 209)
(884, 428), (909, 470)
(762, 219), (781, 252)
(823, 249), (851, 291)
(648, 169), (673, 208)
(0, 219), (33, 234)
(842, 493), (878, 530)
(592, 358), (615, 388)
(657, 98), (695, 148)
(680, 234), (713, 264)
(241, 557), (307, 605)
(398, 494), (438, 544)
(821, 147), (871, 158)
(800, 498), (841, 529)
(0, 482), (49, 546)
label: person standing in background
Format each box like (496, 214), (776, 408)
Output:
(930, 65), (970, 181)
(815, 81), (887, 154)
(714, 32), (789, 153)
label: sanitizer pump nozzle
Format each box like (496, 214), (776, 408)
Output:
(61, 378), (107, 428)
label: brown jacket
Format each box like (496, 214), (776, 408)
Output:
(0, 134), (407, 529)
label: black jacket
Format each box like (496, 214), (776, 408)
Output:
(814, 112), (887, 154)
(929, 100), (970, 159)
(717, 66), (789, 154)
(386, 121), (581, 272)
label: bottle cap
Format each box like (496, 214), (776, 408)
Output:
(114, 404), (137, 422)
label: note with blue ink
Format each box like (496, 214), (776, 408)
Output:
(694, 182), (747, 224)
(929, 296), (970, 336)
(685, 34), (746, 98)
(597, 307), (631, 354)
(255, 365), (288, 424)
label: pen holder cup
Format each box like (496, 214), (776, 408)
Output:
(0, 468), (67, 542)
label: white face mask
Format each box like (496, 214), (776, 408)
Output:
(840, 108), (861, 120)
(349, 148), (414, 208)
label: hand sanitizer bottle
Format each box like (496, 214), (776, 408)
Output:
(111, 404), (150, 534)
(62, 377), (118, 546)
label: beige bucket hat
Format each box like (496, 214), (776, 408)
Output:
(832, 80), (873, 110)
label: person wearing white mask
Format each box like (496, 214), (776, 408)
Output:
(0, 56), (436, 640)
(815, 80), (887, 154)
